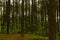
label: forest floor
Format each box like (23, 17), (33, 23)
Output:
(0, 34), (60, 40)
(0, 34), (48, 40)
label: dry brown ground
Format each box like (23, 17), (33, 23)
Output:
(5, 34), (47, 40)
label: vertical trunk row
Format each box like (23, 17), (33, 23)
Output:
(31, 0), (37, 34)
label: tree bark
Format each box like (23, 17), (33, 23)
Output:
(48, 0), (57, 40)
(21, 0), (24, 37)
(6, 0), (10, 34)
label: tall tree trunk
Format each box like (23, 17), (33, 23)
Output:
(15, 0), (19, 33)
(59, 0), (60, 37)
(41, 1), (45, 36)
(18, 0), (21, 34)
(21, 0), (24, 37)
(58, 0), (60, 32)
(6, 0), (10, 34)
(31, 0), (37, 34)
(43, 1), (47, 36)
(27, 0), (31, 33)
(1, 2), (6, 33)
(31, 0), (34, 34)
(25, 0), (28, 33)
(11, 0), (14, 33)
(48, 0), (57, 40)
(56, 3), (59, 32)
(41, 1), (44, 27)
(33, 0), (37, 34)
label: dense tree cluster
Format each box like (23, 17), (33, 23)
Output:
(0, 0), (59, 40)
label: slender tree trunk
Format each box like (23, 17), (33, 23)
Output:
(25, 0), (28, 33)
(28, 0), (31, 33)
(41, 1), (45, 36)
(15, 0), (19, 33)
(59, 0), (60, 37)
(41, 1), (44, 27)
(11, 0), (14, 33)
(43, 1), (47, 36)
(6, 0), (10, 34)
(21, 0), (24, 37)
(33, 0), (37, 34)
(18, 0), (21, 34)
(1, 3), (6, 33)
(31, 0), (34, 34)
(58, 0), (60, 32)
(56, 4), (59, 32)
